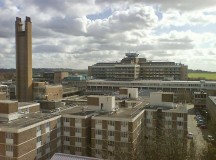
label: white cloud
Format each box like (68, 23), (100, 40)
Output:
(0, 0), (216, 71)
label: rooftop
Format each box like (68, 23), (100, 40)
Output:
(0, 112), (60, 130)
(18, 102), (39, 107)
(209, 96), (216, 105)
(51, 153), (102, 160)
(144, 103), (187, 113)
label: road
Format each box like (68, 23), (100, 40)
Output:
(187, 104), (208, 155)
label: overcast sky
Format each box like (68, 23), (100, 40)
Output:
(0, 0), (216, 71)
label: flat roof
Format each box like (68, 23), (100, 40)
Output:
(51, 153), (102, 160)
(0, 112), (59, 129)
(0, 100), (17, 104)
(61, 99), (148, 119)
(18, 102), (39, 107)
(209, 96), (216, 105)
(144, 103), (187, 113)
(87, 79), (216, 84)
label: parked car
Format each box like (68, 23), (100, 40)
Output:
(197, 121), (205, 127)
(200, 124), (207, 129)
(207, 135), (214, 142)
(187, 133), (193, 139)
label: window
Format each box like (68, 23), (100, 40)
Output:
(177, 122), (184, 126)
(165, 112), (172, 117)
(121, 132), (128, 138)
(64, 146), (70, 150)
(95, 139), (102, 145)
(6, 145), (13, 152)
(45, 122), (50, 128)
(95, 149), (100, 154)
(121, 142), (127, 147)
(146, 119), (151, 123)
(75, 137), (82, 143)
(96, 120), (102, 124)
(46, 143), (50, 149)
(75, 118), (81, 123)
(75, 147), (82, 152)
(5, 133), (13, 139)
(108, 141), (114, 146)
(75, 128), (81, 133)
(37, 136), (42, 142)
(108, 131), (115, 137)
(64, 117), (70, 122)
(121, 122), (128, 127)
(108, 121), (115, 126)
(64, 136), (70, 141)
(37, 148), (42, 154)
(95, 130), (102, 135)
(178, 113), (184, 117)
(36, 126), (41, 132)
(165, 121), (172, 125)
(63, 127), (70, 132)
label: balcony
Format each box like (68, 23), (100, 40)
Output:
(36, 141), (41, 148)
(177, 117), (184, 122)
(75, 132), (82, 137)
(121, 137), (128, 142)
(64, 122), (70, 127)
(36, 130), (41, 137)
(6, 139), (13, 144)
(108, 125), (115, 130)
(75, 142), (82, 147)
(45, 127), (50, 133)
(108, 136), (115, 141)
(64, 141), (70, 146)
(6, 151), (13, 157)
(95, 135), (102, 139)
(95, 144), (102, 149)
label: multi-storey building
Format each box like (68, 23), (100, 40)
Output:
(88, 53), (188, 81)
(15, 17), (33, 102)
(0, 100), (61, 160)
(144, 92), (188, 139)
(193, 91), (207, 108)
(58, 92), (145, 159)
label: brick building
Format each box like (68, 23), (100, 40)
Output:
(0, 100), (61, 160)
(144, 92), (188, 139)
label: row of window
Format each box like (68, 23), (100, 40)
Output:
(64, 117), (81, 123)
(95, 140), (127, 147)
(95, 130), (128, 138)
(95, 120), (128, 127)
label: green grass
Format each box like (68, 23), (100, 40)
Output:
(188, 72), (216, 80)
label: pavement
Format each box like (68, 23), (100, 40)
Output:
(187, 104), (208, 154)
